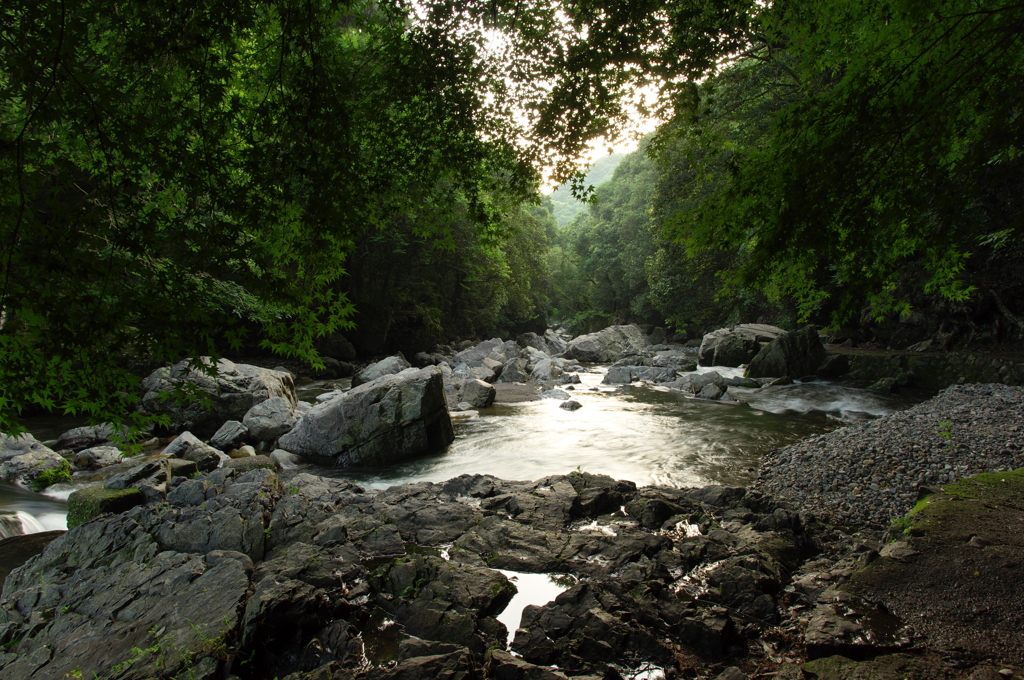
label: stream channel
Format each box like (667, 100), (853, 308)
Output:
(0, 364), (931, 650)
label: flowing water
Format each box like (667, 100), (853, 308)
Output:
(2, 365), (930, 539)
(307, 366), (928, 490)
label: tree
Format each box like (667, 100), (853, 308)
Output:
(0, 0), (536, 431)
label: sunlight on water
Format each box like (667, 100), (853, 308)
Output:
(315, 367), (923, 490)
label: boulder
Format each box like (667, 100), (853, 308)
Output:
(278, 367), (453, 468)
(139, 358), (296, 437)
(164, 431), (223, 472)
(0, 433), (54, 463)
(74, 446), (124, 469)
(517, 332), (551, 354)
(559, 400), (583, 411)
(530, 359), (563, 382)
(242, 396), (298, 442)
(699, 324), (785, 367)
(0, 446), (72, 491)
(66, 486), (145, 528)
(564, 324), (650, 363)
(496, 358), (530, 383)
(747, 326), (826, 379)
(453, 338), (505, 366)
(54, 423), (131, 453)
(602, 366), (676, 385)
(668, 371), (729, 400)
(352, 354), (411, 387)
(462, 379), (496, 409)
(210, 420), (249, 450)
(539, 389), (570, 400)
(543, 329), (569, 355)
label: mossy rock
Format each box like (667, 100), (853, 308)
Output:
(223, 455), (275, 474)
(66, 486), (145, 528)
(30, 459), (72, 492)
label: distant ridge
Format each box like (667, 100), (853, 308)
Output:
(549, 153), (624, 227)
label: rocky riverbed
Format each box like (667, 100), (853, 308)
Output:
(753, 383), (1024, 528)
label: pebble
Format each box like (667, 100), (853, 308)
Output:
(753, 384), (1024, 528)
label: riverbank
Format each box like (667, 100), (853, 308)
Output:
(2, 383), (1022, 679)
(753, 383), (1024, 528)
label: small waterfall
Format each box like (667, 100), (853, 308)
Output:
(0, 511), (47, 539)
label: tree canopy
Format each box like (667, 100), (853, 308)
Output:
(3, 0), (1023, 430)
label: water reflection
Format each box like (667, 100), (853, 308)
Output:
(310, 368), (923, 490)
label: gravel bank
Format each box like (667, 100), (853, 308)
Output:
(753, 383), (1024, 528)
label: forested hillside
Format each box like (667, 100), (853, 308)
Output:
(548, 153), (623, 227)
(3, 0), (1023, 429)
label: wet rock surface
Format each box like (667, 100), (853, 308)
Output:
(1, 468), (825, 680)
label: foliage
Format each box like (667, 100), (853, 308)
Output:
(0, 0), (536, 430)
(662, 0), (1024, 324)
(548, 153), (624, 227)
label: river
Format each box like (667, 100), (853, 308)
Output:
(0, 365), (930, 537)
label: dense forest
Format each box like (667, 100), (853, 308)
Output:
(2, 0), (1023, 430)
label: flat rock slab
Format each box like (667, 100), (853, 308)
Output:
(493, 383), (540, 402)
(847, 469), (1024, 666)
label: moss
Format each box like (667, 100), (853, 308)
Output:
(30, 459), (72, 492)
(66, 486), (145, 528)
(942, 468), (1024, 504)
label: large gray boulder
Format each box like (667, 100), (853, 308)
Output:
(278, 366), (453, 468)
(461, 379), (496, 409)
(564, 325), (650, 363)
(0, 435), (71, 490)
(139, 358), (296, 438)
(0, 433), (54, 463)
(746, 326), (826, 379)
(496, 358), (530, 383)
(452, 338), (505, 366)
(352, 354), (411, 387)
(544, 329), (569, 355)
(54, 423), (130, 453)
(698, 324), (785, 367)
(242, 396), (298, 442)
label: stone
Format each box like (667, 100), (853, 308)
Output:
(139, 358), (296, 437)
(353, 353), (412, 387)
(497, 357), (530, 383)
(164, 431), (222, 472)
(0, 433), (55, 463)
(531, 358), (563, 381)
(462, 379), (496, 408)
(747, 326), (826, 379)
(209, 420), (248, 450)
(270, 449), (303, 470)
(242, 396), (298, 441)
(559, 400), (582, 411)
(224, 455), (276, 473)
(539, 389), (570, 400)
(0, 447), (72, 491)
(699, 324), (784, 366)
(817, 353), (850, 379)
(544, 328), (569, 355)
(278, 366), (453, 468)
(74, 445), (125, 469)
(54, 423), (130, 453)
(66, 487), (145, 528)
(698, 383), (725, 399)
(564, 324), (651, 363)
(453, 338), (505, 366)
